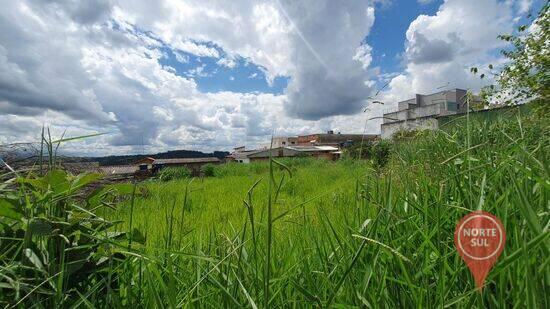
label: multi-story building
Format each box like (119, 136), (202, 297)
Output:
(381, 89), (469, 139)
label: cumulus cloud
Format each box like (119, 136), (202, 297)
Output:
(517, 0), (533, 14)
(0, 0), (381, 155)
(115, 0), (378, 120)
(177, 40), (220, 58)
(0, 0), (531, 155)
(405, 32), (459, 64)
(381, 0), (516, 103)
(278, 1), (376, 120)
(216, 57), (237, 68)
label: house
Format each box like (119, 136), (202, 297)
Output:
(297, 131), (378, 146)
(239, 145), (340, 162)
(126, 156), (221, 176)
(264, 136), (298, 148)
(150, 157), (220, 176)
(381, 89), (480, 139)
(226, 146), (262, 163)
(134, 157), (156, 171)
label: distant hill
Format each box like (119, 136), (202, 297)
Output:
(90, 149), (230, 166)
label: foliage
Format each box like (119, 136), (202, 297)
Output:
(0, 169), (144, 307)
(343, 140), (391, 168)
(158, 166), (191, 181)
(103, 109), (548, 307)
(371, 139), (391, 168)
(2, 113), (549, 307)
(200, 163), (216, 177)
(473, 3), (549, 104)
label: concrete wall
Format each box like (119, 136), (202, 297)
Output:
(381, 117), (439, 139)
(248, 147), (301, 159)
(407, 103), (441, 119)
(297, 134), (376, 145)
(383, 110), (408, 123)
(271, 137), (298, 148)
(398, 98), (416, 111)
(382, 89), (468, 134)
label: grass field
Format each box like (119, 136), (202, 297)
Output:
(2, 105), (549, 308)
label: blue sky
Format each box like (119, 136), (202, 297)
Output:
(160, 47), (289, 94)
(154, 0), (541, 96)
(369, 0), (444, 74)
(0, 0), (543, 155)
(157, 1), (448, 95)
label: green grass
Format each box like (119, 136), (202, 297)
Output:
(99, 106), (548, 308)
(2, 105), (549, 307)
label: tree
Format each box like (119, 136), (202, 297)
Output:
(473, 3), (549, 105)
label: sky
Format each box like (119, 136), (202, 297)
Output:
(0, 0), (543, 156)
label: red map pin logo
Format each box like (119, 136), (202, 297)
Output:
(454, 211), (505, 291)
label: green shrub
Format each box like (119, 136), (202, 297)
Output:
(159, 166), (191, 181)
(342, 140), (391, 168)
(0, 169), (144, 307)
(371, 140), (391, 168)
(201, 163), (216, 177)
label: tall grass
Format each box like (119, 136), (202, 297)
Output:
(1, 106), (548, 307)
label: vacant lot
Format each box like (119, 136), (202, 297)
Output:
(105, 106), (549, 308)
(2, 106), (548, 308)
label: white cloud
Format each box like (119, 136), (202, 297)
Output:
(185, 64), (209, 77)
(517, 0), (533, 14)
(0, 0), (532, 155)
(216, 57), (237, 68)
(354, 44), (373, 69)
(0, 0), (379, 155)
(177, 40), (220, 58)
(279, 1), (377, 119)
(381, 0), (517, 104)
(174, 51), (189, 63)
(115, 0), (379, 119)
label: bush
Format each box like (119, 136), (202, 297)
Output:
(201, 163), (216, 177)
(371, 140), (391, 168)
(0, 169), (144, 307)
(159, 166), (191, 181)
(342, 140), (391, 168)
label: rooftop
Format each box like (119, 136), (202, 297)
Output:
(153, 157), (220, 165)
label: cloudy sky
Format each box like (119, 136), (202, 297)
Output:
(0, 0), (542, 155)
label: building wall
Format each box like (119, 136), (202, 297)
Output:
(381, 89), (468, 138)
(398, 98), (416, 111)
(407, 103), (441, 119)
(248, 147), (301, 159)
(270, 137), (298, 148)
(297, 133), (376, 145)
(381, 117), (439, 139)
(383, 110), (409, 123)
(297, 134), (319, 144)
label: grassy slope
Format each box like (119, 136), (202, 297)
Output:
(106, 106), (548, 308)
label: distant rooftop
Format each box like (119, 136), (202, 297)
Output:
(153, 157), (220, 164)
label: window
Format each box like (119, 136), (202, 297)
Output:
(282, 141), (286, 145)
